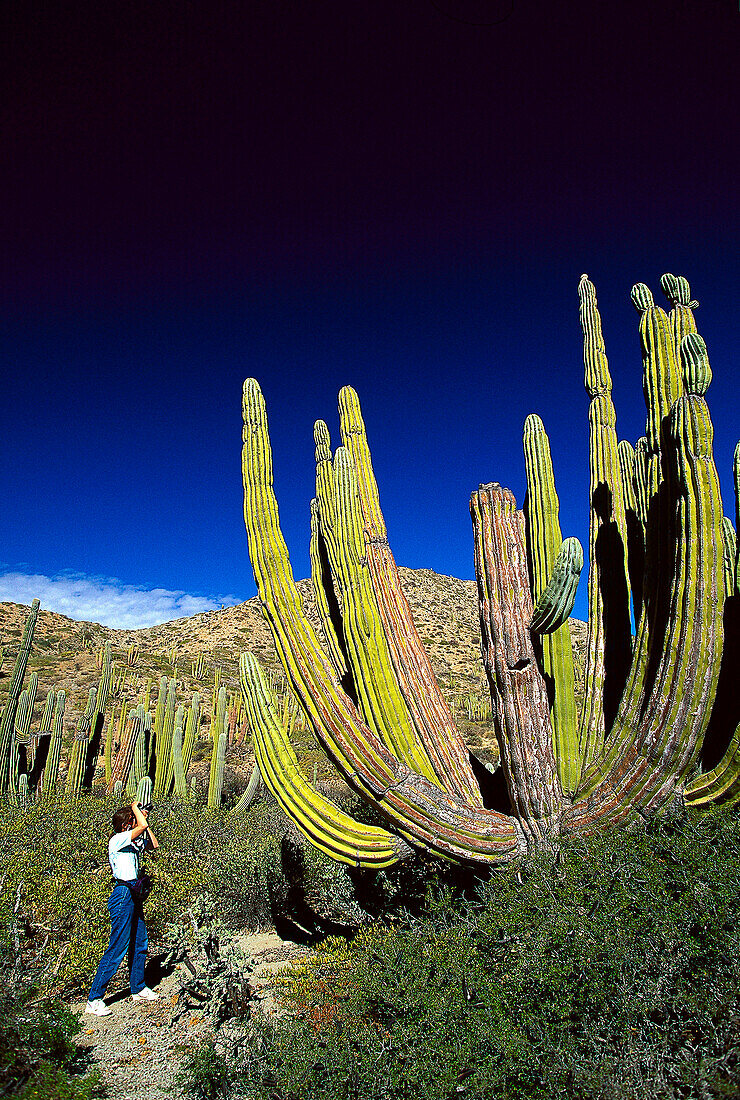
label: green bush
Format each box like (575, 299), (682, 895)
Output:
(0, 938), (102, 1099)
(0, 792), (291, 995)
(191, 806), (740, 1100)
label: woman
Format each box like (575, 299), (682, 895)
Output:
(85, 800), (160, 1017)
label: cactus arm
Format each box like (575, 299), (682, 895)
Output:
(569, 338), (724, 827)
(617, 439), (646, 625)
(207, 724), (227, 809)
(172, 710), (187, 798)
(230, 761), (262, 818)
(0, 598), (39, 792)
(28, 689), (55, 787)
(661, 273), (699, 359)
(530, 537), (584, 634)
(108, 711), (141, 793)
(182, 694), (200, 777)
(66, 687), (97, 795)
(103, 708), (116, 788)
(40, 691), (65, 795)
(154, 678), (177, 797)
(316, 437), (443, 785)
(722, 517), (737, 599)
(576, 276), (633, 766)
(136, 775), (152, 807)
(11, 688), (33, 792)
(207, 686), (227, 806)
(471, 483), (562, 846)
(522, 413), (582, 795)
(578, 285), (684, 793)
(241, 378), (521, 863)
(337, 387), (483, 806)
(240, 652), (405, 866)
(309, 492), (350, 683)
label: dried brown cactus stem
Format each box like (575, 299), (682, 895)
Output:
(471, 482), (563, 849)
(337, 386), (483, 806)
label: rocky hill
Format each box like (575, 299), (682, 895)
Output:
(0, 569), (587, 792)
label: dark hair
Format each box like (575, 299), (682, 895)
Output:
(112, 806), (134, 834)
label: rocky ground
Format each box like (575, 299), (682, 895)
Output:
(74, 929), (308, 1100)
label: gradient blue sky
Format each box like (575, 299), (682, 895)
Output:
(2, 0), (738, 627)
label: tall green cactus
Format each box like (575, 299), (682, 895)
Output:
(0, 599), (39, 793)
(66, 687), (97, 796)
(523, 414), (581, 796)
(237, 272), (735, 867)
(40, 691), (66, 795)
(207, 722), (227, 810)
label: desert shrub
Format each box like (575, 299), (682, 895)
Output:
(0, 937), (102, 1099)
(187, 805), (740, 1100)
(0, 792), (290, 995)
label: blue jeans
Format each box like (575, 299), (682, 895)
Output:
(88, 883), (148, 1000)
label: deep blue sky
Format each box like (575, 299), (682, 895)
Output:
(1, 0), (738, 626)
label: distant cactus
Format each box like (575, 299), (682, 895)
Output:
(0, 599), (40, 793)
(40, 691), (66, 795)
(191, 654), (207, 680)
(207, 703), (228, 809)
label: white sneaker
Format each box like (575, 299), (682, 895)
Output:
(131, 986), (160, 1001)
(85, 999), (112, 1016)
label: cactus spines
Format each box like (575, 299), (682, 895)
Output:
(0, 598), (40, 793)
(18, 773), (29, 809)
(530, 538), (584, 634)
(662, 273), (699, 358)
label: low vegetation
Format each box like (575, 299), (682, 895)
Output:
(181, 805), (740, 1100)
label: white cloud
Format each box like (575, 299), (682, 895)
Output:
(0, 570), (242, 629)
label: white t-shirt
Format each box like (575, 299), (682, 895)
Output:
(109, 829), (147, 882)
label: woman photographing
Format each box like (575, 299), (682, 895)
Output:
(85, 800), (160, 1017)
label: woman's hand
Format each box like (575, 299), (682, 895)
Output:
(130, 801), (149, 841)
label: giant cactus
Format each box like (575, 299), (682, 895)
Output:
(237, 273), (735, 868)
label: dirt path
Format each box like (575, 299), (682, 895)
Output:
(73, 930), (308, 1100)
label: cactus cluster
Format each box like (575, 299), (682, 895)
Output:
(238, 273), (737, 867)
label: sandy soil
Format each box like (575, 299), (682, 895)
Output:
(73, 930), (308, 1100)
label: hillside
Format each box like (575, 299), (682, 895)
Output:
(0, 569), (587, 793)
